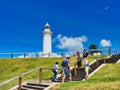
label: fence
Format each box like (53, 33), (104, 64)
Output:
(0, 48), (120, 58)
(0, 48), (119, 58)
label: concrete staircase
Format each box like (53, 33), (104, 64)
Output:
(11, 54), (120, 90)
(54, 54), (120, 82)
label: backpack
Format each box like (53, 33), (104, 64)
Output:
(61, 60), (68, 68)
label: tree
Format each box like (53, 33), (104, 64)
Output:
(88, 44), (98, 55)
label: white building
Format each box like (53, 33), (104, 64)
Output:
(42, 22), (52, 57)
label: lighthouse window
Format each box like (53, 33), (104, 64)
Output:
(45, 26), (50, 29)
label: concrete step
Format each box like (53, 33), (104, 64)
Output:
(26, 83), (49, 87)
(52, 79), (70, 82)
(22, 84), (44, 90)
(21, 87), (35, 90)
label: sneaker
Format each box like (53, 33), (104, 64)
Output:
(54, 79), (57, 81)
(82, 79), (85, 81)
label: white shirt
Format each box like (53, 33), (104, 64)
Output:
(52, 64), (59, 70)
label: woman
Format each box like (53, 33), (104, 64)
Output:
(76, 50), (82, 69)
(83, 49), (89, 66)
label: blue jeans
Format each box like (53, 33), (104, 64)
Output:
(53, 70), (57, 80)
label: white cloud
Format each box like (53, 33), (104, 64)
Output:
(17, 55), (28, 58)
(15, 52), (62, 58)
(97, 6), (109, 13)
(105, 6), (109, 10)
(54, 34), (87, 51)
(14, 52), (43, 58)
(100, 39), (112, 47)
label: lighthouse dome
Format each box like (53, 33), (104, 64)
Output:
(43, 22), (52, 34)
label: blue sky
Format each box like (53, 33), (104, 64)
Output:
(0, 0), (120, 53)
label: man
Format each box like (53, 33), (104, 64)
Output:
(61, 55), (72, 83)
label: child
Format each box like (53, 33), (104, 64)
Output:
(52, 62), (59, 81)
(85, 64), (91, 79)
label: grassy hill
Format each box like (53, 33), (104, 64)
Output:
(50, 63), (120, 90)
(0, 56), (102, 89)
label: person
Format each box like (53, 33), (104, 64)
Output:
(83, 49), (89, 66)
(52, 62), (59, 81)
(77, 55), (83, 69)
(61, 55), (72, 83)
(76, 50), (83, 69)
(85, 64), (91, 79)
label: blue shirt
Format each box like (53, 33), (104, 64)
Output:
(62, 59), (70, 72)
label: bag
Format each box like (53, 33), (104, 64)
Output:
(61, 60), (67, 67)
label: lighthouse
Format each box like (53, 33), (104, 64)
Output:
(42, 22), (52, 57)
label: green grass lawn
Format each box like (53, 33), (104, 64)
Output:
(50, 62), (120, 90)
(0, 56), (102, 89)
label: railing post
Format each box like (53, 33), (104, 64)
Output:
(11, 52), (13, 58)
(48, 53), (50, 57)
(61, 69), (63, 82)
(74, 63), (77, 76)
(96, 58), (99, 66)
(61, 52), (64, 57)
(39, 68), (42, 84)
(18, 76), (22, 90)
(103, 55), (106, 63)
(24, 52), (26, 58)
(36, 52), (38, 58)
(108, 47), (111, 56)
(116, 51), (117, 58)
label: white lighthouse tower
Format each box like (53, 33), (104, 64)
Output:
(42, 22), (52, 57)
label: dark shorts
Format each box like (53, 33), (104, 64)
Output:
(63, 70), (71, 77)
